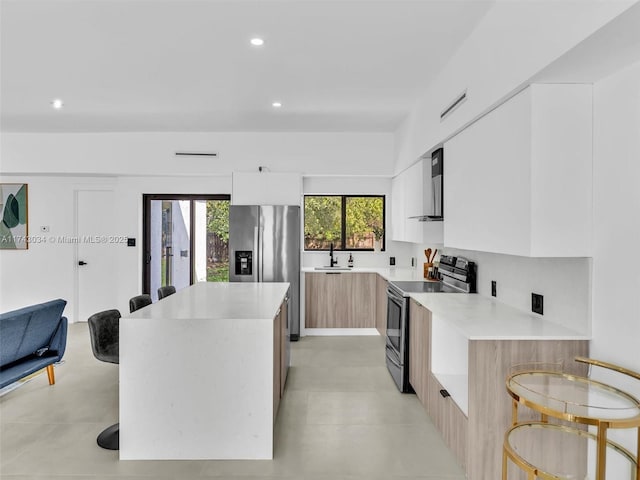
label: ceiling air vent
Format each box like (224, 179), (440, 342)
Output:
(440, 89), (467, 121)
(175, 152), (219, 158)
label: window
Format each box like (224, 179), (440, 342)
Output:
(142, 194), (230, 300)
(304, 195), (385, 251)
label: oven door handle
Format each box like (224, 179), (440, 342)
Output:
(385, 345), (402, 368)
(387, 287), (405, 304)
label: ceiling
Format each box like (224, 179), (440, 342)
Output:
(533, 0), (640, 84)
(0, 0), (493, 133)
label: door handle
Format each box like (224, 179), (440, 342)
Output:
(78, 261), (88, 266)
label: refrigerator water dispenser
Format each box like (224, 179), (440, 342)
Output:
(235, 251), (253, 275)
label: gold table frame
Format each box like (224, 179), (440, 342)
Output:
(503, 357), (640, 480)
(503, 422), (638, 480)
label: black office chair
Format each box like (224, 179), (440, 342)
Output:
(87, 309), (120, 450)
(129, 294), (152, 313)
(157, 285), (176, 300)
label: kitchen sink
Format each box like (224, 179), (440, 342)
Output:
(313, 266), (352, 271)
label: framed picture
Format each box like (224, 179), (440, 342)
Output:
(0, 183), (28, 250)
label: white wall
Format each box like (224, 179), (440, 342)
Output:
(0, 175), (117, 320)
(394, 0), (635, 173)
(0, 130), (394, 319)
(590, 60), (640, 459)
(0, 131), (394, 176)
(432, 247), (591, 334)
(0, 174), (232, 320)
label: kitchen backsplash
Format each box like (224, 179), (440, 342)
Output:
(302, 240), (416, 268)
(414, 245), (591, 335)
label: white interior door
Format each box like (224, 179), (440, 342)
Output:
(76, 190), (117, 322)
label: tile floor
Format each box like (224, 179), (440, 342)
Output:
(0, 323), (465, 479)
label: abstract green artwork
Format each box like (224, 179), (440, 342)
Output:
(0, 184), (28, 250)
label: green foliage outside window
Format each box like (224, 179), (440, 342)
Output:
(304, 195), (384, 250)
(206, 200), (230, 281)
(206, 200), (230, 242)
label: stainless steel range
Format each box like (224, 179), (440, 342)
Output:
(386, 255), (476, 392)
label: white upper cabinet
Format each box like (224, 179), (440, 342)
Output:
(391, 169), (405, 241)
(422, 155), (444, 245)
(443, 84), (593, 257)
(392, 159), (444, 244)
(232, 172), (302, 205)
(391, 161), (425, 244)
(404, 161), (424, 243)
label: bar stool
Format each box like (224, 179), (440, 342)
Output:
(129, 294), (152, 313)
(87, 309), (120, 450)
(157, 285), (176, 300)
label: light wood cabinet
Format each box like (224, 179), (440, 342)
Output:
(375, 276), (388, 336)
(408, 301), (590, 478)
(280, 299), (288, 397)
(408, 299), (429, 404)
(273, 297), (289, 421)
(305, 272), (376, 328)
(426, 373), (468, 470)
(466, 339), (588, 480)
(444, 84), (593, 257)
(273, 305), (282, 421)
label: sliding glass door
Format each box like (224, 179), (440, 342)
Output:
(143, 194), (230, 300)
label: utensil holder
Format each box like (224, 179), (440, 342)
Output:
(423, 262), (433, 279)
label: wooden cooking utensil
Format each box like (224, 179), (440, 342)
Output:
(431, 249), (437, 262)
(425, 248), (431, 260)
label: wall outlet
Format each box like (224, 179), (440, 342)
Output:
(389, 256), (396, 266)
(532, 293), (544, 315)
(491, 281), (497, 297)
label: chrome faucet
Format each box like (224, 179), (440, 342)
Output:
(329, 242), (338, 266)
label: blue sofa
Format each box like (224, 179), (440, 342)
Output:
(0, 299), (68, 389)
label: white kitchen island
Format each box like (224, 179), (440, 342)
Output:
(119, 281), (290, 460)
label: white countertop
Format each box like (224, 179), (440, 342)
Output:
(125, 281), (290, 321)
(409, 292), (589, 340)
(303, 266), (589, 340)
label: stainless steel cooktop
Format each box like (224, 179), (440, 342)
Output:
(389, 280), (465, 295)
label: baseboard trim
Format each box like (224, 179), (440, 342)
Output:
(302, 328), (381, 336)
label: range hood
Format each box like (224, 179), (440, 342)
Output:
(409, 148), (444, 222)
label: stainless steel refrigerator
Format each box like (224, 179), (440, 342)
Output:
(229, 205), (301, 341)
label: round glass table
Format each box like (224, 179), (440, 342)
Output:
(503, 422), (637, 480)
(504, 357), (640, 480)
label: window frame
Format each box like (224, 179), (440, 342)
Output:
(303, 194), (386, 252)
(142, 193), (231, 295)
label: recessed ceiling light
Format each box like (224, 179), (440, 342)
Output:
(250, 38), (264, 47)
(272, 102), (282, 108)
(51, 98), (64, 110)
